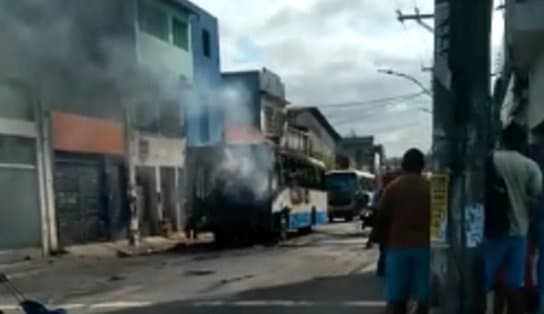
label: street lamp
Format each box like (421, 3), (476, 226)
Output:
(377, 68), (432, 97)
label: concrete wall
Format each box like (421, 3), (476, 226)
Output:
(182, 0), (223, 147)
(137, 33), (193, 81)
(136, 0), (194, 82)
(132, 132), (185, 167)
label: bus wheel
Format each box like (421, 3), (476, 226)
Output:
(214, 229), (232, 248)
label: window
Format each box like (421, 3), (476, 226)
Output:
(138, 1), (169, 41)
(263, 105), (284, 136)
(0, 135), (35, 165)
(172, 18), (189, 50)
(202, 29), (211, 58)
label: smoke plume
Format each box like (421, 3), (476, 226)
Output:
(0, 0), (182, 122)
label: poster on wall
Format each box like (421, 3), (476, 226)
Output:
(465, 203), (484, 248)
(430, 172), (449, 246)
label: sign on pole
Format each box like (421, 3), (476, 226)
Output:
(430, 172), (449, 246)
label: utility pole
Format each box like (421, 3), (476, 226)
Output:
(397, 8), (435, 33)
(431, 0), (493, 313)
(124, 100), (139, 247)
(396, 8), (435, 73)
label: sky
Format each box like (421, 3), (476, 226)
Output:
(192, 0), (505, 157)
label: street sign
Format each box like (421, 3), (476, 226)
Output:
(430, 172), (449, 246)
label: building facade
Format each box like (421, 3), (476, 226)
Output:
(221, 68), (288, 143)
(499, 0), (544, 132)
(337, 136), (377, 173)
(285, 107), (341, 169)
(0, 0), (221, 253)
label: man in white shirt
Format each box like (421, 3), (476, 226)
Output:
(482, 123), (542, 314)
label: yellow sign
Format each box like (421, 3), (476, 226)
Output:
(430, 172), (449, 244)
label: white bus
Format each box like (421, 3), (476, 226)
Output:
(271, 150), (328, 237)
(325, 170), (376, 221)
(189, 143), (328, 245)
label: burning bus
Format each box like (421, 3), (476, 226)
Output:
(186, 126), (328, 245)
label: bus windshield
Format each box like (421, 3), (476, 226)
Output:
(325, 173), (359, 192)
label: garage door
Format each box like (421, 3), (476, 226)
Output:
(54, 158), (107, 246)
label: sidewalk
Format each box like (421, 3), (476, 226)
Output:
(0, 233), (214, 266)
(66, 233), (214, 258)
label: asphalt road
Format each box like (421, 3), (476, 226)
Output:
(0, 222), (384, 314)
(105, 222), (385, 314)
(106, 272), (384, 314)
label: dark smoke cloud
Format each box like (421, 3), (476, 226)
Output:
(0, 0), (182, 122)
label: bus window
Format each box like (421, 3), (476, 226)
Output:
(326, 172), (358, 192)
(317, 168), (326, 190)
(359, 177), (375, 192)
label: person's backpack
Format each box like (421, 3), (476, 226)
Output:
(484, 153), (512, 238)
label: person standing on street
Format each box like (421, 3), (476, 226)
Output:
(481, 123), (542, 314)
(376, 148), (430, 314)
(368, 170), (401, 277)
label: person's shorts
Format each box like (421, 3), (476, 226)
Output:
(385, 247), (430, 302)
(482, 236), (527, 291)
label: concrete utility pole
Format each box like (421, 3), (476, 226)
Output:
(431, 0), (493, 313)
(124, 102), (140, 247)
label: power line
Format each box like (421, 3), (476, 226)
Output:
(326, 100), (431, 120)
(336, 121), (424, 134)
(329, 105), (432, 125)
(324, 99), (428, 116)
(317, 91), (425, 109)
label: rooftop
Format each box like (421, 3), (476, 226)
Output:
(287, 106), (341, 141)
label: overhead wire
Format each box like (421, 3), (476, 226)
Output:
(324, 96), (430, 116)
(326, 103), (431, 122)
(336, 121), (424, 135)
(316, 91), (425, 109)
(326, 0), (432, 142)
(331, 107), (431, 126)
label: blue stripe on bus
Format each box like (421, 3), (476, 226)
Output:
(288, 210), (328, 229)
(315, 211), (328, 225)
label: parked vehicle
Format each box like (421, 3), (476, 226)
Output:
(188, 142), (328, 245)
(325, 170), (375, 222)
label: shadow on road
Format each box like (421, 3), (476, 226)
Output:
(105, 272), (385, 314)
